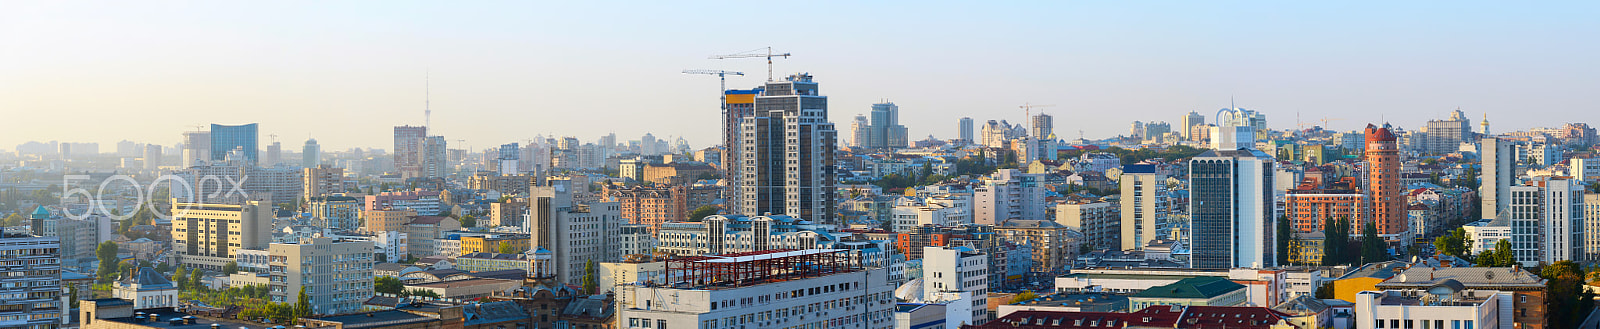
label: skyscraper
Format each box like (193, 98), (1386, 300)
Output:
(1481, 137), (1516, 220)
(302, 138), (321, 168)
(210, 123), (258, 167)
(1181, 111), (1205, 139)
(868, 102), (909, 149)
(423, 136), (448, 177)
(497, 142), (520, 174)
(960, 117), (974, 145)
(1189, 148), (1276, 268)
(1423, 109), (1472, 155)
(1120, 164), (1169, 250)
(721, 89), (761, 190)
(1032, 113), (1053, 140)
(739, 73), (837, 224)
(393, 125), (427, 178)
(1364, 124), (1405, 239)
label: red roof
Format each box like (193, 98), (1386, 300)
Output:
(1365, 124), (1397, 142)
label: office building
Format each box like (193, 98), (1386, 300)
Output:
(849, 102), (908, 149)
(1509, 177), (1585, 266)
(1365, 124), (1406, 240)
(302, 138), (321, 167)
(393, 125), (428, 178)
(1482, 137), (1517, 220)
(0, 233), (64, 328)
(891, 195), (972, 232)
(528, 180), (624, 285)
(851, 115), (872, 148)
(172, 201), (273, 271)
(268, 236), (374, 315)
(1119, 164), (1169, 250)
(959, 117), (974, 145)
(209, 123), (258, 167)
(615, 249), (898, 329)
(1189, 149), (1277, 268)
(738, 73), (838, 224)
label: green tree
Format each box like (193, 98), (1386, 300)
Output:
(1474, 250), (1498, 267)
(582, 260), (597, 294)
(173, 267), (189, 290)
(0, 213), (23, 226)
(1276, 215), (1292, 265)
(223, 261), (239, 275)
(1541, 260), (1595, 328)
(1360, 221), (1386, 264)
(688, 205), (719, 222)
(497, 241), (516, 254)
(1008, 291), (1039, 304)
(294, 287), (311, 319)
(459, 215), (476, 228)
(189, 269), (205, 291)
(375, 276), (404, 295)
(1321, 217), (1349, 266)
(1314, 283), (1335, 299)
(96, 241), (120, 282)
(404, 289), (440, 298)
(1432, 227), (1470, 259)
(156, 262), (172, 274)
(1494, 239), (1515, 267)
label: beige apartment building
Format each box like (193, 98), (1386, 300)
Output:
(268, 236), (374, 315)
(172, 201), (273, 271)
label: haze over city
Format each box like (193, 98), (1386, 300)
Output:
(4, 1), (1597, 150)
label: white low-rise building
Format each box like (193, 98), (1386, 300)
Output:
(616, 249), (898, 329)
(1354, 286), (1509, 329)
(111, 267), (177, 310)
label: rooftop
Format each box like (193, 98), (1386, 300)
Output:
(85, 305), (269, 329)
(1129, 277), (1244, 299)
(306, 310), (439, 329)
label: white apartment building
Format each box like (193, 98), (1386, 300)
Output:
(891, 195), (972, 232)
(1587, 194), (1600, 264)
(268, 236), (375, 315)
(923, 246), (989, 325)
(1120, 165), (1169, 250)
(619, 224), (657, 257)
(1354, 289), (1509, 329)
(1508, 177), (1585, 266)
(973, 169), (1045, 225)
(616, 250), (898, 329)
(1463, 218), (1511, 254)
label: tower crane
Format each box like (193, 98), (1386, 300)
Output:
(709, 47), (790, 81)
(682, 70), (745, 118)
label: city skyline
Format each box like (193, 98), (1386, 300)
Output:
(4, 2), (1598, 151)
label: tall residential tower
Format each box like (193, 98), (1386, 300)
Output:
(738, 73), (838, 224)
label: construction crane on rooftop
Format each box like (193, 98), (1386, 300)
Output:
(682, 70), (745, 117)
(710, 47), (790, 81)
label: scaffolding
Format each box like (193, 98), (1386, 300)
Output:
(665, 249), (854, 289)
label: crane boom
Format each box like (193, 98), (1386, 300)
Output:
(710, 47), (790, 81)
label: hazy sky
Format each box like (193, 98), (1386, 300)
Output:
(3, 2), (1597, 152)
